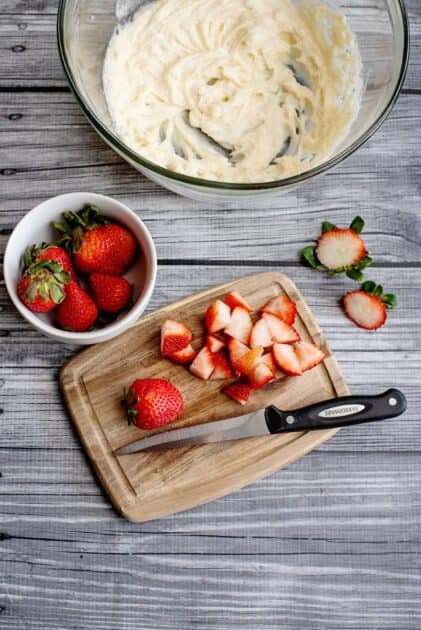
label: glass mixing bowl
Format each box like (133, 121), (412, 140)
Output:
(57, 0), (409, 202)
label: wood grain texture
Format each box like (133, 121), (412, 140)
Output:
(0, 0), (421, 627)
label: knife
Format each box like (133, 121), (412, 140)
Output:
(113, 388), (407, 455)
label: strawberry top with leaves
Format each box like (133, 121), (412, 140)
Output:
(23, 243), (76, 280)
(343, 281), (397, 331)
(54, 204), (137, 275)
(18, 258), (71, 313)
(302, 216), (372, 281)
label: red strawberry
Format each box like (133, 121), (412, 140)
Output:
(222, 381), (252, 406)
(261, 295), (296, 325)
(248, 363), (275, 390)
(55, 204), (137, 275)
(316, 228), (366, 270)
(167, 344), (197, 365)
(272, 343), (303, 376)
(249, 317), (272, 348)
(207, 334), (225, 353)
(23, 243), (76, 280)
(224, 291), (252, 312)
(205, 300), (231, 333)
(227, 338), (249, 375)
(235, 345), (263, 376)
(124, 378), (183, 430)
(89, 272), (132, 314)
(294, 342), (325, 372)
(161, 319), (192, 356)
(55, 281), (98, 332)
(343, 290), (387, 330)
(262, 313), (300, 344)
(17, 259), (71, 313)
(189, 346), (218, 380)
(224, 307), (252, 344)
(209, 352), (234, 380)
(255, 352), (276, 375)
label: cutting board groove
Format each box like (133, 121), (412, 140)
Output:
(60, 272), (349, 522)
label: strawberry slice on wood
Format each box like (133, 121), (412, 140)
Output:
(255, 352), (276, 375)
(262, 313), (300, 344)
(189, 346), (218, 380)
(249, 317), (273, 348)
(272, 343), (303, 376)
(224, 291), (253, 312)
(161, 319), (193, 356)
(209, 352), (234, 380)
(294, 342), (326, 372)
(168, 344), (197, 365)
(235, 345), (263, 376)
(248, 363), (275, 390)
(227, 338), (250, 375)
(222, 381), (252, 406)
(224, 307), (252, 344)
(205, 300), (231, 333)
(206, 334), (226, 353)
(261, 295), (296, 325)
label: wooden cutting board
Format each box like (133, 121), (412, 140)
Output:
(60, 272), (349, 522)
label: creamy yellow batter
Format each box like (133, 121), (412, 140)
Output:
(103, 0), (362, 183)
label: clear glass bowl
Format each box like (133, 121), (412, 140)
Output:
(57, 0), (409, 202)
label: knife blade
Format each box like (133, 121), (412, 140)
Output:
(113, 388), (406, 456)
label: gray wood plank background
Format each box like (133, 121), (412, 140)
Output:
(0, 1), (420, 628)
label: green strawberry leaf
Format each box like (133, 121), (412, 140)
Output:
(382, 293), (397, 309)
(373, 284), (383, 298)
(322, 220), (336, 233)
(361, 280), (377, 294)
(301, 246), (325, 270)
(350, 216), (364, 234)
(49, 283), (66, 304)
(39, 282), (49, 301)
(346, 268), (364, 281)
(53, 221), (71, 235)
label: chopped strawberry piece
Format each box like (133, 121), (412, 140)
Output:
(224, 291), (253, 312)
(227, 338), (250, 375)
(209, 352), (234, 380)
(248, 363), (275, 390)
(235, 345), (263, 376)
(316, 228), (366, 270)
(262, 313), (300, 344)
(272, 343), (303, 376)
(222, 381), (252, 406)
(255, 352), (276, 375)
(343, 290), (387, 330)
(189, 346), (218, 380)
(261, 295), (296, 325)
(161, 319), (192, 356)
(206, 334), (225, 353)
(168, 344), (197, 365)
(224, 307), (252, 344)
(294, 342), (326, 372)
(249, 317), (273, 348)
(205, 300), (231, 333)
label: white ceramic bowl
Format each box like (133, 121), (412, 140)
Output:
(4, 192), (157, 345)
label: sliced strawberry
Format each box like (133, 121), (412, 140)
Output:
(205, 300), (231, 333)
(224, 291), (253, 313)
(222, 380), (252, 406)
(248, 363), (275, 390)
(261, 295), (296, 325)
(294, 342), (326, 372)
(227, 338), (249, 375)
(272, 343), (303, 376)
(255, 352), (276, 375)
(343, 290), (387, 330)
(209, 352), (234, 380)
(206, 334), (225, 353)
(189, 346), (218, 380)
(168, 344), (197, 365)
(262, 313), (300, 344)
(249, 317), (272, 348)
(316, 228), (366, 270)
(235, 345), (263, 376)
(224, 307), (252, 344)
(161, 319), (192, 356)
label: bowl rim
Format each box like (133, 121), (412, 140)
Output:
(3, 192), (157, 344)
(57, 0), (410, 191)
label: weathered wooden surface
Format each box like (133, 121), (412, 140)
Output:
(0, 0), (421, 628)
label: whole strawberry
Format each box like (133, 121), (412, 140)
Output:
(55, 281), (98, 332)
(29, 244), (76, 280)
(17, 259), (71, 313)
(89, 272), (132, 314)
(124, 378), (184, 430)
(54, 204), (137, 275)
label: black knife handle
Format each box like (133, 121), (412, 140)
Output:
(265, 389), (407, 433)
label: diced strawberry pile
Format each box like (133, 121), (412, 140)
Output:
(160, 290), (325, 406)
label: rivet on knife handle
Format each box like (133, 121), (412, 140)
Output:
(264, 388), (407, 433)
